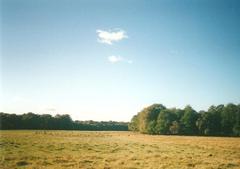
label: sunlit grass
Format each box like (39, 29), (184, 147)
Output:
(0, 131), (240, 168)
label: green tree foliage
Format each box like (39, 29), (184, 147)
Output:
(221, 103), (238, 135)
(233, 104), (240, 136)
(196, 106), (222, 135)
(155, 109), (177, 134)
(0, 113), (128, 131)
(169, 121), (180, 135)
(180, 105), (198, 135)
(128, 115), (139, 131)
(138, 104), (166, 134)
(129, 103), (240, 136)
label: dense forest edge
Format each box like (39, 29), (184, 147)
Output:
(0, 113), (128, 131)
(128, 103), (240, 136)
(1, 103), (240, 136)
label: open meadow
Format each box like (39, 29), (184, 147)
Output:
(0, 131), (240, 169)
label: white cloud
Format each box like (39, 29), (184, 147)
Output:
(108, 55), (123, 63)
(108, 55), (133, 64)
(96, 29), (128, 45)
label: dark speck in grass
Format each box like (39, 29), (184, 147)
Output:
(226, 163), (238, 167)
(56, 147), (65, 151)
(187, 163), (195, 167)
(80, 160), (93, 164)
(16, 161), (29, 166)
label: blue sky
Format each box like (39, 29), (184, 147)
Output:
(1, 0), (240, 121)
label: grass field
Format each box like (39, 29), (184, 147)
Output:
(0, 131), (240, 169)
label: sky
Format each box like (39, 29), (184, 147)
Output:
(1, 0), (240, 121)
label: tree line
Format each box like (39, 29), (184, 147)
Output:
(0, 112), (128, 131)
(128, 103), (240, 136)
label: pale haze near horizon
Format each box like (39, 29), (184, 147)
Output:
(1, 0), (240, 122)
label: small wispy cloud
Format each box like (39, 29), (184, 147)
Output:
(108, 55), (123, 63)
(108, 55), (132, 64)
(96, 29), (128, 45)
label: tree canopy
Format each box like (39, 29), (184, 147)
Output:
(0, 112), (128, 131)
(128, 103), (240, 136)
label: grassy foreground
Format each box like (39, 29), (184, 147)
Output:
(0, 131), (240, 169)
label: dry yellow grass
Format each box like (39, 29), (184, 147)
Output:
(0, 131), (240, 169)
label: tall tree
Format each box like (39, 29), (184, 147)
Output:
(233, 104), (240, 136)
(138, 104), (166, 133)
(128, 115), (139, 132)
(221, 103), (237, 135)
(180, 105), (198, 135)
(155, 109), (177, 134)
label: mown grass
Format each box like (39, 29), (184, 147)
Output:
(0, 131), (239, 169)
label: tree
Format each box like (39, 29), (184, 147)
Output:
(180, 105), (198, 135)
(128, 103), (240, 136)
(221, 103), (237, 136)
(169, 121), (180, 135)
(155, 109), (177, 134)
(138, 104), (166, 133)
(233, 104), (240, 136)
(196, 110), (218, 135)
(0, 112), (128, 131)
(128, 115), (139, 131)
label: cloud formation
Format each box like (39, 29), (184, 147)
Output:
(108, 55), (123, 63)
(97, 29), (128, 45)
(108, 55), (132, 64)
